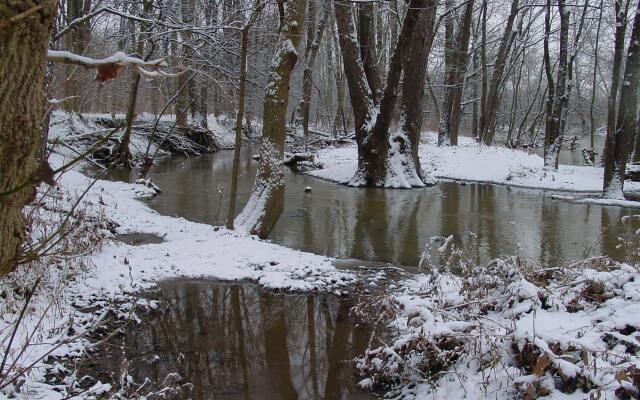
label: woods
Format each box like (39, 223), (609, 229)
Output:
(2, 0), (640, 399)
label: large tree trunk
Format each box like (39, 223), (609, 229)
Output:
(334, 0), (434, 187)
(603, 0), (640, 199)
(0, 1), (58, 276)
(235, 0), (307, 238)
(398, 0), (438, 185)
(358, 2), (383, 105)
(479, 0), (519, 145)
(603, 0), (629, 184)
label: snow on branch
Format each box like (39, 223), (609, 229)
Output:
(47, 50), (174, 82)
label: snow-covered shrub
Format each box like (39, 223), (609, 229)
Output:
(354, 255), (640, 400)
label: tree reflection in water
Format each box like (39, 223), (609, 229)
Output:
(118, 280), (378, 400)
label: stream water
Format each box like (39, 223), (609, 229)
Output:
(112, 142), (639, 268)
(91, 280), (377, 400)
(100, 138), (640, 399)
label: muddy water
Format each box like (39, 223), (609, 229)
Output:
(106, 280), (377, 400)
(111, 144), (639, 267)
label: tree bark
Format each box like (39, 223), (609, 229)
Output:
(543, 0), (569, 170)
(334, 0), (433, 187)
(398, 0), (438, 184)
(0, 1), (58, 276)
(479, 0), (519, 145)
(227, 1), (264, 230)
(603, 0), (640, 199)
(604, 0), (630, 181)
(235, 0), (307, 238)
(438, 0), (475, 146)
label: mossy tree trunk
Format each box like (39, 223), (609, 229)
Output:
(0, 1), (58, 276)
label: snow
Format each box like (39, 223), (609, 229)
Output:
(357, 258), (640, 400)
(310, 133), (640, 196)
(47, 111), (236, 162)
(47, 50), (168, 68)
(0, 153), (355, 399)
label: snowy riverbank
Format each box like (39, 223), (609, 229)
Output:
(310, 133), (640, 195)
(0, 154), (354, 399)
(355, 254), (640, 400)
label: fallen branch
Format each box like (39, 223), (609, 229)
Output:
(46, 50), (174, 82)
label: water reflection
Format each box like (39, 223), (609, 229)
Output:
(110, 145), (639, 267)
(122, 281), (375, 400)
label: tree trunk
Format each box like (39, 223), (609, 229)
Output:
(603, 0), (640, 199)
(358, 1), (382, 105)
(479, 0), (519, 145)
(438, 0), (475, 146)
(604, 0), (630, 180)
(0, 1), (58, 276)
(112, 0), (154, 168)
(293, 0), (330, 144)
(227, 1), (265, 230)
(398, 0), (438, 184)
(235, 0), (307, 238)
(543, 0), (569, 170)
(63, 0), (91, 113)
(334, 0), (433, 187)
(174, 0), (195, 128)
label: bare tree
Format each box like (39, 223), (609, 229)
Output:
(334, 0), (437, 187)
(235, 0), (307, 237)
(602, 0), (640, 199)
(478, 0), (519, 145)
(226, 0), (266, 230)
(438, 0), (476, 146)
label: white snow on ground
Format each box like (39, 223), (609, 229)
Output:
(310, 133), (640, 195)
(47, 111), (236, 160)
(0, 154), (354, 399)
(356, 257), (640, 400)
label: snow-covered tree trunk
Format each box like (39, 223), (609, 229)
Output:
(112, 0), (153, 168)
(602, 0), (640, 199)
(334, 0), (434, 188)
(398, 0), (438, 186)
(0, 1), (58, 276)
(235, 0), (307, 238)
(603, 0), (629, 187)
(174, 0), (195, 129)
(227, 0), (265, 230)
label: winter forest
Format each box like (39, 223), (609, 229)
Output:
(2, 0), (640, 398)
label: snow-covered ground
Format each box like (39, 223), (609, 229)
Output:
(356, 256), (640, 400)
(47, 111), (236, 161)
(0, 154), (354, 399)
(310, 133), (640, 195)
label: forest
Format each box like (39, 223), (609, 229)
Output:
(1, 0), (640, 399)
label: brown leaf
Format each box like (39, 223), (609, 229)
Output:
(533, 353), (551, 377)
(95, 63), (124, 82)
(615, 370), (631, 383)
